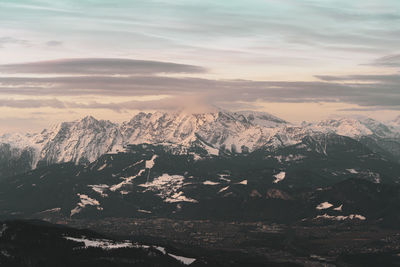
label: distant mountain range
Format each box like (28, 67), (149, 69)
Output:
(0, 110), (399, 180)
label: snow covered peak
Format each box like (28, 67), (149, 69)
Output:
(39, 117), (122, 165)
(126, 110), (287, 129)
(80, 115), (98, 125)
(312, 118), (373, 137)
(75, 116), (117, 129)
(46, 116), (109, 135)
(387, 116), (400, 135)
(393, 115), (400, 125)
(120, 109), (289, 154)
(308, 117), (394, 139)
(0, 132), (40, 151)
(0, 110), (398, 171)
(0, 116), (123, 167)
(230, 110), (288, 128)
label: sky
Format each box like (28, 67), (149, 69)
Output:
(0, 0), (400, 133)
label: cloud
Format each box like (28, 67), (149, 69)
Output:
(0, 98), (66, 109)
(0, 96), (215, 113)
(0, 58), (206, 75)
(315, 74), (400, 83)
(0, 58), (399, 112)
(46, 40), (63, 47)
(370, 54), (400, 67)
(338, 106), (400, 112)
(2, 0), (400, 83)
(0, 75), (399, 111)
(67, 95), (216, 113)
(0, 36), (29, 48)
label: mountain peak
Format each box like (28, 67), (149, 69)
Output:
(393, 115), (400, 125)
(232, 110), (288, 126)
(309, 116), (395, 138)
(81, 115), (98, 123)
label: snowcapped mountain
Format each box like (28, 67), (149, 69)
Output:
(303, 117), (397, 139)
(39, 116), (123, 165)
(0, 110), (399, 173)
(0, 110), (291, 168)
(389, 115), (400, 130)
(0, 116), (123, 168)
(1, 112), (400, 226)
(121, 110), (289, 154)
(393, 115), (400, 124)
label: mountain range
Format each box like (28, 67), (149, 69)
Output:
(0, 110), (399, 179)
(1, 110), (400, 266)
(0, 110), (399, 224)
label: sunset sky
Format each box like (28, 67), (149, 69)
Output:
(0, 0), (399, 133)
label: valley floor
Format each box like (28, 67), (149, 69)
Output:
(64, 218), (400, 266)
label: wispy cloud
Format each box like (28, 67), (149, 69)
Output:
(0, 36), (30, 48)
(2, 0), (400, 77)
(0, 58), (206, 75)
(0, 58), (399, 111)
(0, 98), (66, 109)
(315, 74), (400, 83)
(370, 54), (400, 67)
(46, 40), (63, 47)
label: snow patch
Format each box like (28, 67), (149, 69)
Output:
(218, 174), (231, 182)
(0, 224), (7, 237)
(137, 209), (152, 214)
(333, 204), (343, 211)
(203, 180), (220, 185)
(315, 214), (366, 221)
(97, 163), (107, 171)
(316, 202), (333, 210)
(110, 169), (145, 191)
(145, 155), (158, 169)
(237, 180), (247, 185)
(154, 246), (166, 254)
(273, 172), (286, 183)
(169, 253), (196, 265)
(218, 186), (229, 193)
(88, 184), (109, 197)
(275, 154), (305, 162)
(39, 173), (48, 179)
(139, 174), (197, 203)
(65, 236), (133, 250)
(189, 152), (202, 161)
(153, 245), (196, 265)
(70, 194), (102, 217)
(346, 169), (358, 174)
(166, 191), (197, 203)
(38, 207), (61, 214)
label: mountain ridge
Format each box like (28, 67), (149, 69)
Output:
(0, 110), (399, 174)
